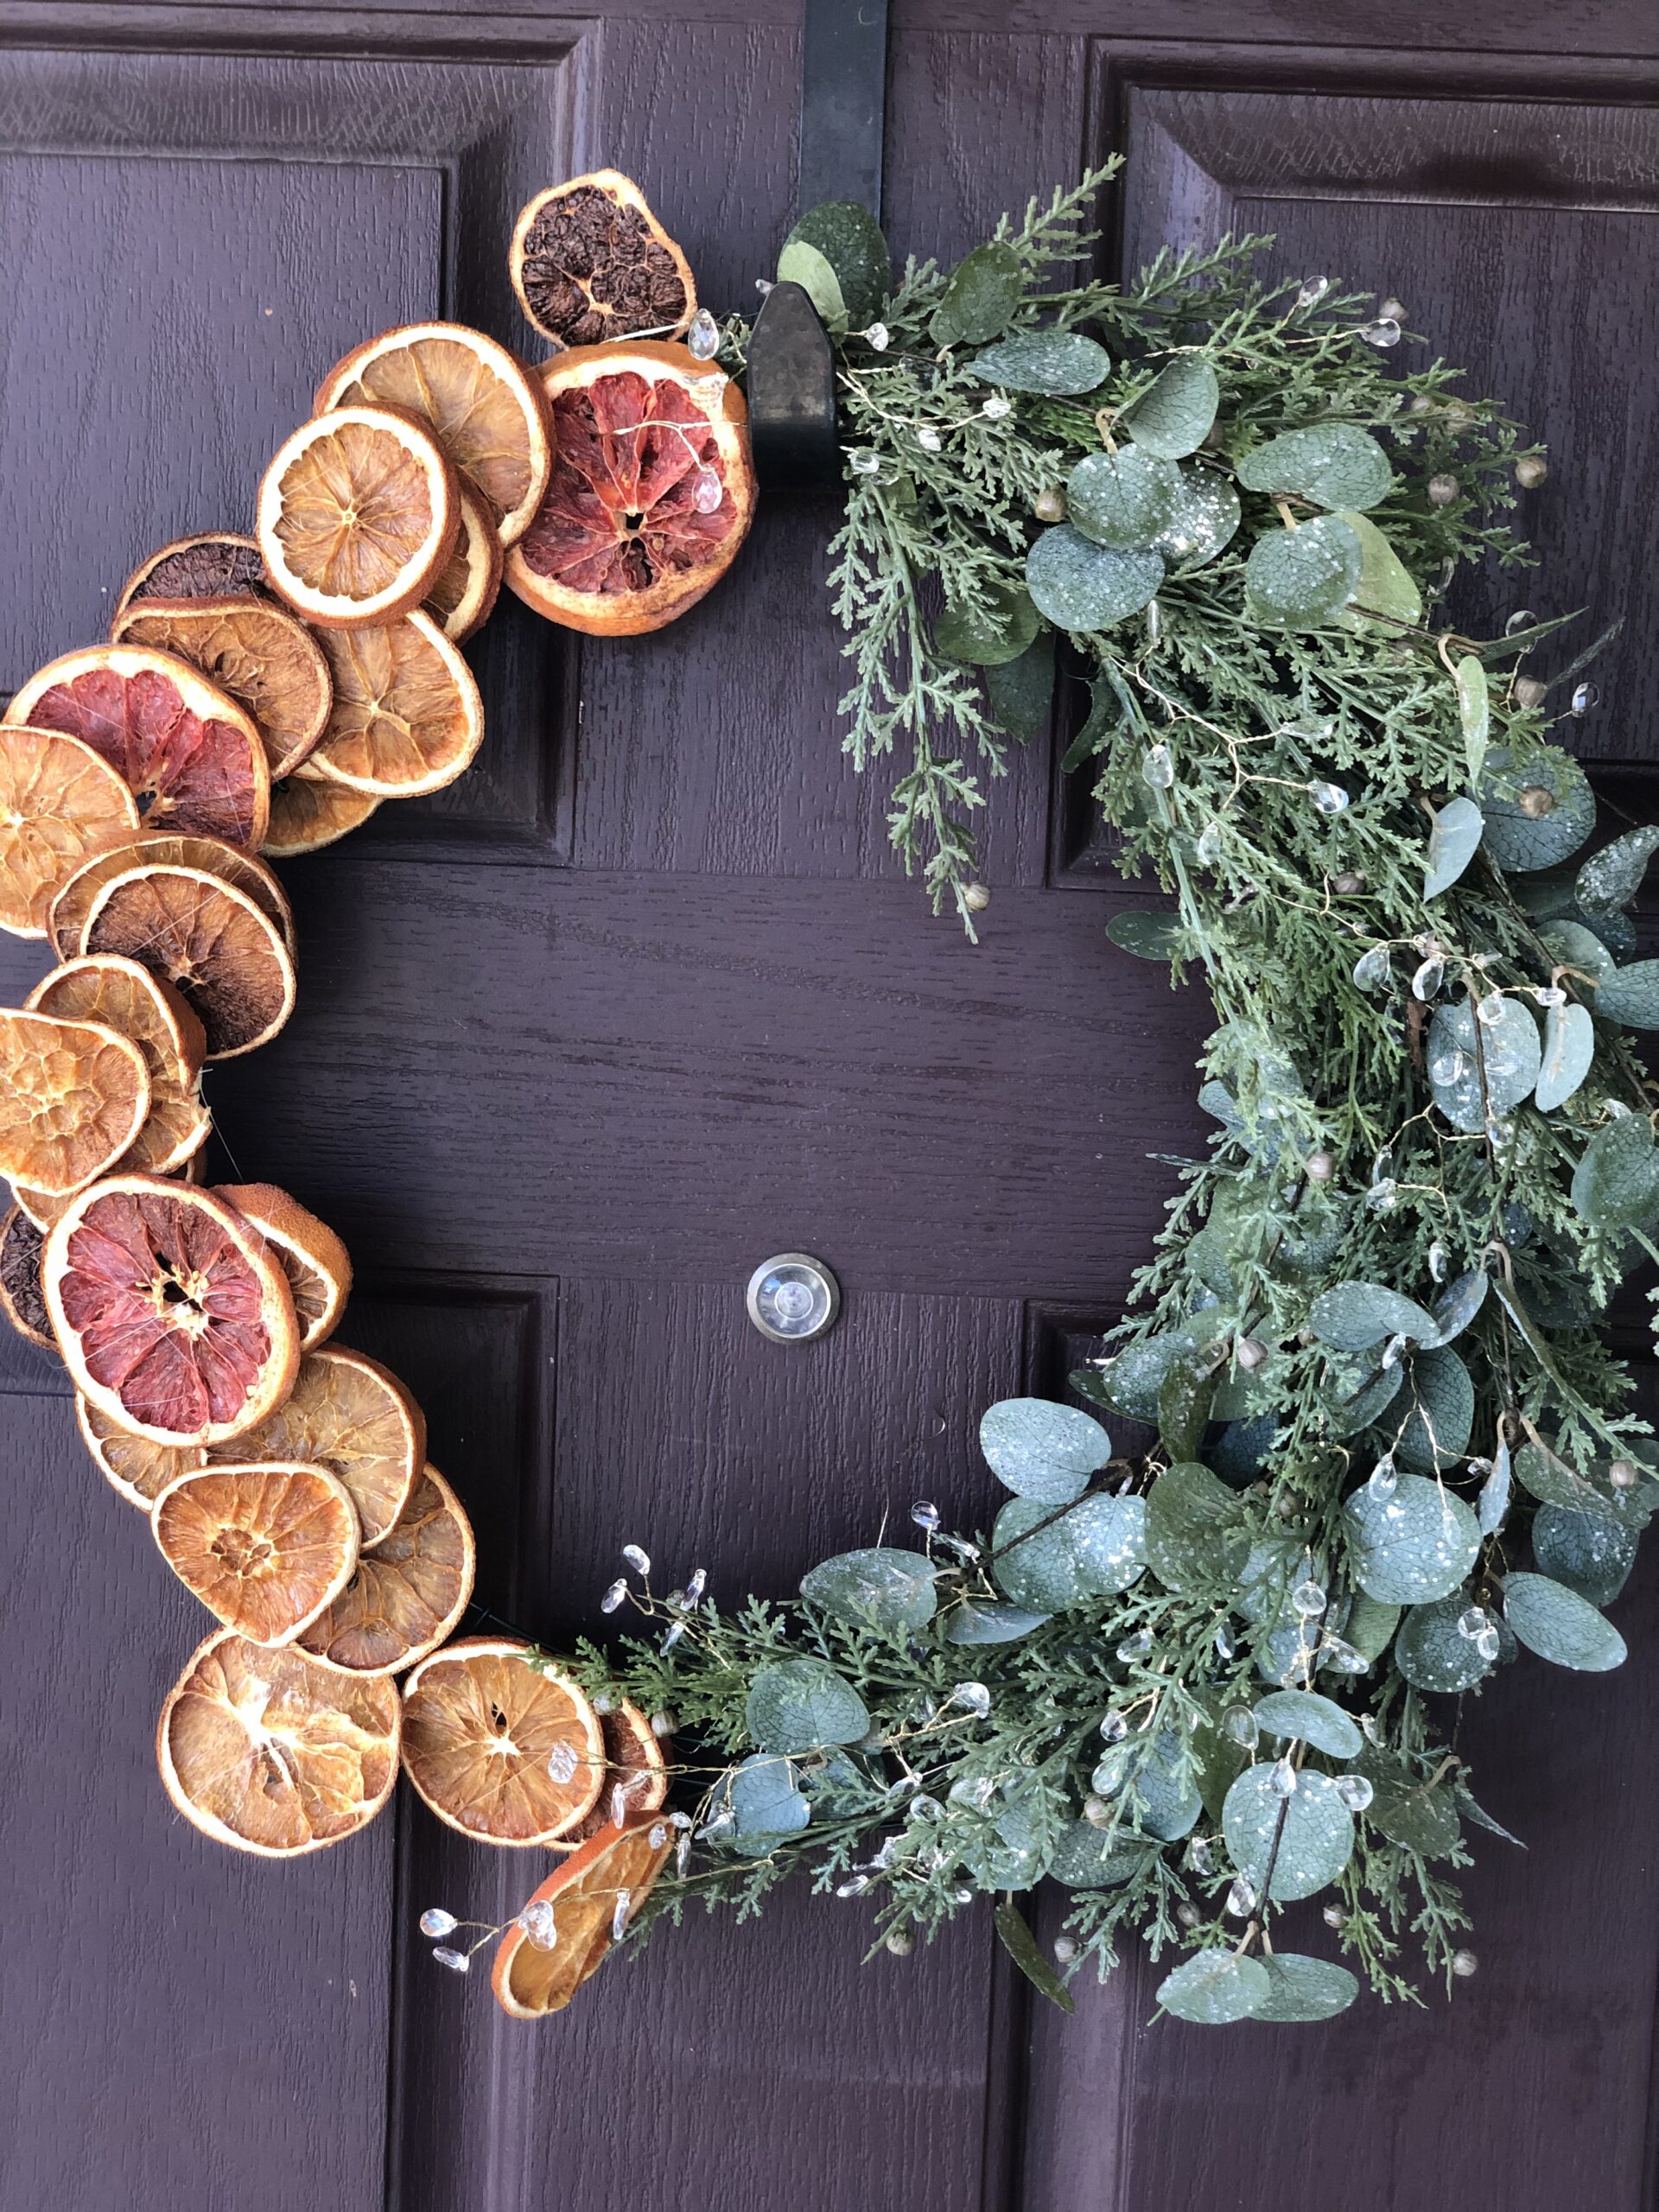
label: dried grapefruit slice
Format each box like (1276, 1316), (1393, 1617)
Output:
(111, 596), (333, 781)
(399, 1637), (604, 1845)
(26, 955), (209, 1178)
(81, 864), (296, 1060)
(0, 725), (140, 939)
(49, 830), (296, 963)
(5, 645), (270, 850)
(492, 1815), (675, 2018)
(304, 612), (485, 797)
(212, 1184), (351, 1351)
(551, 1699), (668, 1850)
(115, 531), (268, 620)
(423, 479), (504, 642)
(257, 406), (458, 627)
(207, 1344), (423, 1545)
(315, 321), (551, 548)
(156, 1625), (400, 1856)
(510, 172), (696, 348)
(0, 1205), (55, 1351)
(76, 1389), (206, 1509)
(44, 1173), (300, 1446)
(298, 1464), (475, 1675)
(505, 341), (754, 636)
(262, 771), (380, 856)
(0, 1008), (149, 1196)
(153, 1460), (359, 1644)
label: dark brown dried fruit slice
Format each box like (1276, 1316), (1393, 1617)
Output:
(206, 1344), (423, 1545)
(261, 772), (380, 857)
(114, 532), (268, 620)
(0, 1204), (55, 1351)
(25, 954), (209, 1179)
(49, 830), (296, 964)
(76, 1389), (206, 1508)
(111, 596), (333, 780)
(551, 1699), (668, 1850)
(510, 171), (696, 348)
(81, 865), (296, 1061)
(297, 1463), (476, 1675)
(0, 725), (140, 939)
(423, 479), (504, 642)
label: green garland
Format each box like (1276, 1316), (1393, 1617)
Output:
(543, 167), (1659, 2028)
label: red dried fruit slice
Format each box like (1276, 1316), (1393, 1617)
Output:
(399, 1637), (604, 1845)
(297, 1463), (476, 1675)
(111, 596), (334, 781)
(49, 830), (296, 963)
(551, 1699), (669, 1851)
(0, 1204), (55, 1351)
(0, 725), (141, 939)
(81, 864), (296, 1061)
(509, 172), (696, 348)
(153, 1460), (360, 1644)
(261, 772), (380, 857)
(26, 954), (210, 1179)
(0, 1007), (150, 1196)
(505, 341), (754, 636)
(44, 1173), (301, 1447)
(491, 1815), (675, 2018)
(114, 532), (269, 620)
(212, 1184), (351, 1351)
(76, 1389), (206, 1509)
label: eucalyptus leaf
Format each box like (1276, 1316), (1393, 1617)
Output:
(991, 1491), (1147, 1610)
(995, 1900), (1075, 2011)
(1308, 1281), (1439, 1352)
(1067, 448), (1182, 550)
(1503, 1570), (1626, 1671)
(1154, 467), (1242, 572)
(933, 240), (1024, 344)
(1479, 746), (1596, 872)
(1512, 1440), (1624, 1522)
(1106, 910), (1183, 961)
(1251, 1953), (1360, 2023)
(781, 200), (889, 327)
(1129, 1728), (1203, 1841)
(1455, 654), (1491, 790)
(775, 238), (846, 327)
(945, 1600), (1051, 1645)
(1060, 674), (1124, 772)
(1252, 1688), (1363, 1758)
(1243, 518), (1363, 629)
(1427, 998), (1540, 1133)
(1394, 1346), (1475, 1474)
(1211, 1413), (1278, 1485)
(1338, 512), (1422, 627)
(934, 582), (1040, 667)
(1394, 1593), (1494, 1692)
(980, 1396), (1111, 1501)
(1577, 827), (1659, 913)
(1421, 1269), (1488, 1349)
(1120, 356), (1220, 459)
(746, 1659), (870, 1753)
(1423, 797), (1484, 900)
(1343, 1593), (1402, 1661)
(1328, 1356), (1405, 1437)
(1236, 424), (1393, 511)
(1026, 527), (1163, 631)
(969, 329), (1110, 396)
(1157, 1948), (1273, 2024)
(1050, 1820), (1155, 1888)
(1159, 1356), (1216, 1463)
(1535, 1001), (1595, 1110)
(728, 1753), (811, 1840)
(1223, 1765), (1355, 1901)
(985, 634), (1056, 741)
(1145, 1461), (1250, 1593)
(1538, 919), (1615, 987)
(1596, 960), (1659, 1030)
(1094, 1327), (1210, 1421)
(1570, 1114), (1659, 1230)
(1478, 1449), (1511, 1535)
(799, 1548), (938, 1633)
(1352, 1745), (1460, 1857)
(1531, 1504), (1637, 1608)
(1343, 1470), (1481, 1605)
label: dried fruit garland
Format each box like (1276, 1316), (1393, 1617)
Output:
(0, 162), (1649, 2037)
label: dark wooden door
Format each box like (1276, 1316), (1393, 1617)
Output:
(3, 4), (1658, 2209)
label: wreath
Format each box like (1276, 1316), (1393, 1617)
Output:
(1, 161), (1650, 2031)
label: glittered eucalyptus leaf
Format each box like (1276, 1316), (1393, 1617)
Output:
(1344, 1593), (1402, 1661)
(1251, 1954), (1360, 2023)
(945, 1600), (1051, 1644)
(979, 1396), (1110, 1503)
(799, 1548), (938, 1633)
(1252, 1689), (1363, 1759)
(1026, 527), (1163, 631)
(1352, 1745), (1459, 1857)
(1456, 654), (1491, 790)
(1236, 423), (1393, 511)
(1050, 1820), (1155, 1888)
(1060, 673), (1124, 772)
(1236, 1535), (1306, 1625)
(932, 239), (1024, 345)
(1338, 511), (1422, 628)
(1503, 1570), (1626, 1671)
(1106, 910), (1183, 960)
(1066, 448), (1182, 550)
(969, 329), (1110, 396)
(1243, 517), (1363, 629)
(1538, 919), (1615, 987)
(1595, 960), (1659, 1029)
(1576, 827), (1659, 913)
(1535, 1001), (1595, 1111)
(1421, 1270), (1488, 1349)
(1575, 903), (1637, 959)
(1120, 355), (1220, 459)
(991, 1491), (1147, 1610)
(1157, 1948), (1273, 2025)
(1393, 1593), (1494, 1692)
(1422, 797), (1484, 900)
(985, 633), (1056, 741)
(775, 238), (846, 327)
(1427, 997), (1540, 1134)
(1512, 1440), (1625, 1523)
(1531, 1504), (1637, 1608)
(1328, 1355), (1405, 1436)
(1158, 1355), (1216, 1462)
(1154, 467), (1242, 572)
(746, 1659), (870, 1753)
(1145, 1460), (1250, 1592)
(1211, 1414), (1277, 1485)
(1478, 746), (1596, 872)
(1570, 1114), (1659, 1231)
(728, 1753), (811, 1840)
(934, 581), (1040, 667)
(1094, 1325), (1211, 1421)
(1343, 1470), (1481, 1604)
(1308, 1281), (1440, 1352)
(1478, 1449), (1512, 1535)
(1223, 1765), (1355, 1901)
(994, 1900), (1075, 2011)
(1394, 1345), (1475, 1474)
(1128, 1729), (1202, 1841)
(781, 200), (890, 327)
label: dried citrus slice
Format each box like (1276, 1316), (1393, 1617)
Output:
(0, 1205), (55, 1351)
(49, 830), (296, 963)
(315, 321), (551, 548)
(492, 1815), (675, 2018)
(423, 478), (504, 642)
(0, 1008), (149, 1196)
(552, 1699), (668, 1850)
(212, 1184), (351, 1351)
(156, 1625), (400, 1856)
(0, 725), (141, 939)
(114, 531), (268, 620)
(153, 1460), (359, 1644)
(505, 341), (754, 636)
(257, 406), (458, 627)
(81, 864), (296, 1060)
(262, 771), (380, 857)
(298, 1464), (475, 1675)
(26, 955), (209, 1179)
(44, 1173), (300, 1446)
(399, 1637), (604, 1845)
(111, 596), (333, 781)
(207, 1344), (423, 1545)
(510, 172), (696, 348)
(302, 612), (485, 797)
(76, 1389), (206, 1508)
(5, 645), (270, 850)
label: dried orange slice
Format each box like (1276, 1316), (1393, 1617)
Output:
(153, 1460), (360, 1644)
(26, 955), (209, 1179)
(298, 1464), (475, 1675)
(262, 771), (380, 857)
(76, 1389), (206, 1508)
(506, 341), (754, 636)
(0, 725), (141, 940)
(423, 479), (504, 642)
(111, 596), (333, 781)
(257, 406), (458, 628)
(315, 321), (551, 548)
(115, 531), (268, 620)
(5, 645), (270, 850)
(0, 1008), (149, 1197)
(81, 864), (296, 1060)
(49, 830), (296, 963)
(552, 1699), (668, 1851)
(510, 172), (696, 349)
(45, 1173), (300, 1447)
(303, 612), (485, 797)
(491, 1815), (675, 2018)
(157, 1625), (400, 1856)
(213, 1184), (351, 1351)
(207, 1344), (423, 1545)
(0, 1205), (55, 1351)
(399, 1637), (604, 1845)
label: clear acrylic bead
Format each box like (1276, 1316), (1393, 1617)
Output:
(675, 1830), (693, 1875)
(1412, 956), (1446, 1000)
(1099, 1710), (1129, 1742)
(1457, 1606), (1488, 1641)
(849, 450), (882, 476)
(683, 1567), (708, 1605)
(1428, 1240), (1448, 1281)
(1185, 1835), (1215, 1875)
(1571, 683), (1599, 715)
(1322, 1903), (1348, 1929)
(1334, 1774), (1375, 1812)
(1222, 1706), (1259, 1750)
(1475, 1626), (1502, 1662)
(591, 1693), (614, 1715)
(1269, 1757), (1299, 1798)
(981, 395), (1012, 420)
(1225, 1876), (1256, 1916)
(909, 1794), (944, 1822)
(953, 1886), (976, 1906)
(1360, 318), (1402, 348)
(951, 1681), (992, 1717)
(1380, 1331), (1409, 1371)
(648, 1823), (668, 1849)
(547, 1741), (580, 1785)
(601, 1578), (628, 1613)
(1320, 1636), (1370, 1675)
(691, 468), (722, 514)
(622, 1544), (651, 1576)
(612, 1891), (632, 1941)
(1505, 609), (1536, 635)
(1369, 1456), (1398, 1499)
(1451, 1948), (1478, 1978)
(1292, 1579), (1327, 1617)
(1141, 744), (1175, 790)
(686, 308), (720, 359)
(419, 1907), (458, 1938)
(1214, 1623), (1236, 1661)
(1116, 1630), (1154, 1662)
(611, 1783), (632, 1825)
(1196, 821), (1224, 867)
(1353, 945), (1390, 990)
(1306, 779), (1350, 815)
(1535, 984), (1567, 1007)
(518, 1901), (559, 1950)
(836, 1875), (871, 1897)
(911, 1500), (941, 1532)
(1296, 277), (1330, 309)
(660, 1620), (686, 1653)
(432, 1946), (470, 1974)
(862, 321), (890, 351)
(916, 426), (942, 453)
(1476, 989), (1506, 1027)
